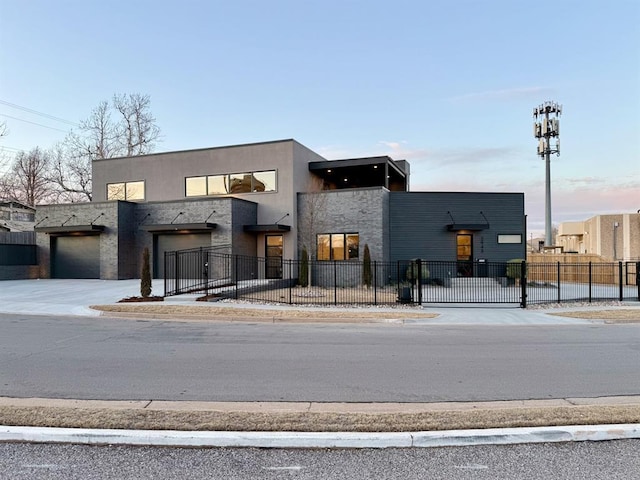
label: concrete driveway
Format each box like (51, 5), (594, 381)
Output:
(0, 279), (156, 316)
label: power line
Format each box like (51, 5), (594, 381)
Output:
(0, 113), (71, 133)
(0, 145), (23, 152)
(0, 99), (79, 127)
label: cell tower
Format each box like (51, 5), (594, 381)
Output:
(533, 101), (561, 248)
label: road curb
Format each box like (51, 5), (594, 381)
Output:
(1, 424), (639, 449)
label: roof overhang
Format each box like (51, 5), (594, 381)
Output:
(308, 156), (408, 191)
(141, 222), (217, 233)
(447, 223), (490, 231)
(35, 224), (105, 234)
(243, 224), (291, 233)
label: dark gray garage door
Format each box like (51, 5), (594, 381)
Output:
(155, 233), (211, 278)
(52, 235), (100, 279)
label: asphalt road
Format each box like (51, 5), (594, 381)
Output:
(2, 440), (639, 479)
(2, 313), (639, 402)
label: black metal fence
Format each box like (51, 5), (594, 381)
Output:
(164, 248), (640, 307)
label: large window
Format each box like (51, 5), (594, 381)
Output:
(316, 233), (359, 261)
(107, 181), (145, 201)
(185, 170), (277, 197)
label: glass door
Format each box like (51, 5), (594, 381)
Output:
(456, 234), (473, 277)
(265, 235), (283, 279)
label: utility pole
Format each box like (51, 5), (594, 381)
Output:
(533, 101), (561, 248)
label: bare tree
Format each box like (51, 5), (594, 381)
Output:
(0, 147), (53, 206)
(51, 93), (161, 201)
(297, 176), (328, 287)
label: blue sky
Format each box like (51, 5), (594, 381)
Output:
(1, 0), (638, 236)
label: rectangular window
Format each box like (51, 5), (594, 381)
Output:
(185, 176), (207, 197)
(125, 181), (145, 200)
(207, 175), (229, 194)
(346, 234), (359, 259)
(229, 173), (252, 193)
(317, 233), (359, 261)
(317, 234), (330, 261)
(331, 234), (344, 260)
(107, 183), (126, 201)
(12, 212), (35, 222)
(107, 181), (145, 201)
(498, 234), (522, 244)
(186, 170), (276, 197)
(253, 171), (276, 192)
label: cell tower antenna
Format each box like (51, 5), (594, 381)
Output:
(533, 101), (561, 248)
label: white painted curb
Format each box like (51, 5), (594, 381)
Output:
(1, 424), (639, 449)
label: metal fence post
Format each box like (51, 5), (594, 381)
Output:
(520, 260), (527, 308)
(374, 261), (377, 305)
(417, 258), (423, 305)
(636, 261), (640, 301)
(619, 261), (623, 301)
(175, 251), (180, 295)
(589, 262), (593, 303)
(333, 261), (337, 306)
(289, 259), (293, 305)
(234, 255), (239, 300)
(557, 262), (561, 304)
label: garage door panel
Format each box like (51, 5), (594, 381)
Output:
(155, 233), (211, 278)
(53, 235), (100, 279)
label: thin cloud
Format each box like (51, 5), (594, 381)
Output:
(448, 86), (555, 103)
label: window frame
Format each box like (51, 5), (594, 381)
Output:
(185, 170), (277, 197)
(316, 233), (359, 261)
(106, 180), (146, 201)
(497, 234), (523, 244)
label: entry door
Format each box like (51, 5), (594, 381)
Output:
(265, 235), (283, 279)
(456, 234), (473, 277)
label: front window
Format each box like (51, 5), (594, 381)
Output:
(317, 233), (359, 261)
(107, 181), (145, 201)
(185, 170), (277, 197)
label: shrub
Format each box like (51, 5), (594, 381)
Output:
(362, 244), (372, 288)
(140, 247), (152, 297)
(406, 259), (429, 284)
(299, 246), (309, 287)
(506, 259), (525, 279)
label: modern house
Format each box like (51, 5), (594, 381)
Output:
(33, 139), (526, 280)
(0, 201), (36, 232)
(556, 214), (640, 261)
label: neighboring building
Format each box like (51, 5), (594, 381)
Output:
(556, 213), (640, 261)
(33, 139), (526, 280)
(0, 201), (36, 232)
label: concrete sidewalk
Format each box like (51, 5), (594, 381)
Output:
(1, 278), (636, 324)
(1, 396), (640, 448)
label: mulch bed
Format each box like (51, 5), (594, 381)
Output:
(118, 296), (164, 303)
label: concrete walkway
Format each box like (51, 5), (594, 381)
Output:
(1, 278), (636, 324)
(1, 279), (639, 448)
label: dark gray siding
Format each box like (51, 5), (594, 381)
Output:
(389, 192), (526, 263)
